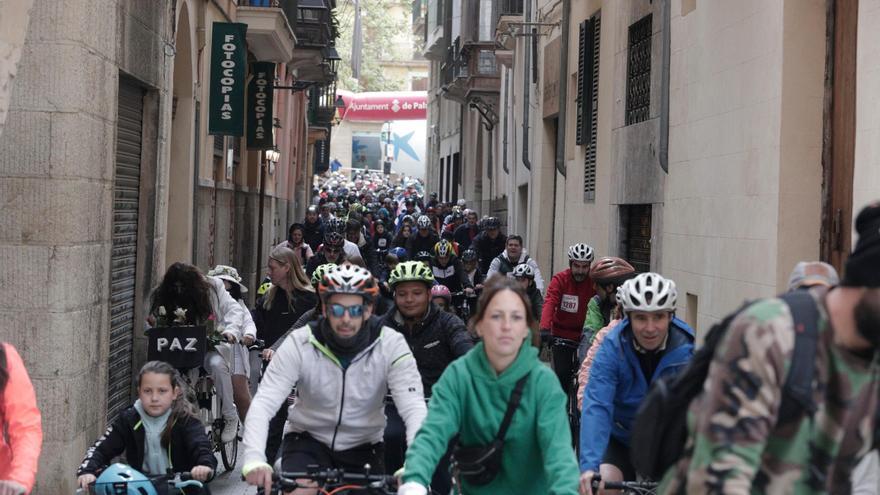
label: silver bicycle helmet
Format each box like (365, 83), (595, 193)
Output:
(618, 272), (677, 313)
(568, 243), (595, 263)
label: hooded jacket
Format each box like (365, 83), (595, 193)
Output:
(242, 317), (427, 473)
(381, 303), (473, 396)
(402, 342), (580, 494)
(579, 317), (694, 472)
(77, 407), (216, 477)
(486, 249), (545, 293)
(0, 344), (41, 493)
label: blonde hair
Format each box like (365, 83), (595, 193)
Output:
(264, 246), (314, 311)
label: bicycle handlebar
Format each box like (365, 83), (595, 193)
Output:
(77, 472), (199, 494)
(254, 467), (397, 493)
(551, 336), (580, 349)
(590, 478), (658, 493)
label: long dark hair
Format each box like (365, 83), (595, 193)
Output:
(137, 361), (199, 448)
(149, 262), (213, 324)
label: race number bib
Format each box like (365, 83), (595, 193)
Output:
(378, 238), (388, 248)
(561, 294), (579, 313)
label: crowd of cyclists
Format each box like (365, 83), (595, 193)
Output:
(72, 170), (880, 495)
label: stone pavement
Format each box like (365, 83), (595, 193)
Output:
(209, 451), (256, 495)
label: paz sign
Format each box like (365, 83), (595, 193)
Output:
(209, 22), (248, 136)
(247, 62), (275, 150)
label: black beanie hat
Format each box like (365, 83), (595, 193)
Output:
(841, 201), (880, 288)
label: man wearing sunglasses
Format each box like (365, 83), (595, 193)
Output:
(242, 263), (427, 494)
(305, 232), (347, 277)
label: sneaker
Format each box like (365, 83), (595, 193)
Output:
(221, 415), (239, 443)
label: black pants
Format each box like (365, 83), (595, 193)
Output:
(551, 343), (577, 394)
(384, 402), (452, 495)
(281, 431), (385, 473)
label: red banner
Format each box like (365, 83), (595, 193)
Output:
(337, 91), (427, 121)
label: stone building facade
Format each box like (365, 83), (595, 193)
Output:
(0, 0), (337, 490)
(426, 0), (880, 338)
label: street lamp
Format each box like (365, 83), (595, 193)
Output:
(322, 46), (341, 76)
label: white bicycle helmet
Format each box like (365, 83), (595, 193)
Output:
(417, 215), (432, 229)
(511, 264), (535, 279)
(568, 243), (595, 263)
(618, 272), (677, 313)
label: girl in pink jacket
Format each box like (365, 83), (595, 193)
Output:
(0, 343), (42, 494)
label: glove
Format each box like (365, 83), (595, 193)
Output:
(397, 482), (428, 495)
(540, 328), (551, 344)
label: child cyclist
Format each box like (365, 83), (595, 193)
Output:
(77, 361), (216, 489)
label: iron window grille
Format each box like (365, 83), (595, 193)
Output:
(625, 14), (652, 126)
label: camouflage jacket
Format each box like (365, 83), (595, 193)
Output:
(659, 287), (880, 495)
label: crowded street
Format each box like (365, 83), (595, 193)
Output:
(1, 0), (880, 494)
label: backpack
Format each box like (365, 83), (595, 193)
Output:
(630, 290), (820, 480)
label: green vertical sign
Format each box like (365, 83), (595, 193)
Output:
(247, 62), (275, 150)
(209, 22), (247, 136)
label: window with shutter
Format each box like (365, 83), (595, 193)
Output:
(584, 12), (600, 202)
(575, 20), (587, 145)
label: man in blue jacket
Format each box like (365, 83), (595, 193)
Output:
(579, 272), (694, 495)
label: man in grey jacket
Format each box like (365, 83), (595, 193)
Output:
(242, 264), (427, 493)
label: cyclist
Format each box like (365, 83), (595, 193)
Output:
(486, 234), (545, 293)
(305, 232), (346, 277)
(0, 343), (40, 495)
(454, 210), (480, 251)
(242, 264), (427, 494)
(579, 273), (694, 495)
(325, 216), (362, 260)
(540, 244), (597, 390)
(430, 239), (473, 294)
(395, 198), (419, 232)
(430, 284), (454, 313)
(302, 206), (325, 253)
(276, 223), (314, 267)
(460, 249), (485, 292)
(345, 219), (375, 271)
(472, 217), (507, 275)
(406, 215), (440, 256)
(512, 264), (544, 325)
(580, 257), (636, 360)
(371, 219), (393, 253)
(146, 262), (248, 443)
(380, 261), (473, 494)
(392, 223), (413, 249)
(77, 361), (216, 488)
(398, 276), (580, 495)
(661, 203), (880, 494)
(207, 265), (257, 422)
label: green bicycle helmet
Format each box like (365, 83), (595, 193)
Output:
(388, 261), (435, 289)
(311, 263), (339, 288)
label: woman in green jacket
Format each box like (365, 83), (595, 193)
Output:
(398, 275), (580, 495)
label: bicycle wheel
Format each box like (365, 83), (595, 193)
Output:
(220, 427), (238, 471)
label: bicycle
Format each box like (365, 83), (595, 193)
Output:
(146, 326), (239, 472)
(77, 471), (208, 495)
(551, 336), (582, 449)
(255, 465), (397, 495)
(450, 291), (478, 322)
(590, 477), (657, 495)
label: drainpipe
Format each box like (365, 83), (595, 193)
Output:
(521, 0), (532, 170)
(554, 0), (571, 176)
(659, 0), (671, 172)
(254, 158), (267, 295)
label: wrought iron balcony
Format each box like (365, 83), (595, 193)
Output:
(441, 38), (499, 103)
(309, 81), (338, 126)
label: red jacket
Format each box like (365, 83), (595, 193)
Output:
(540, 269), (596, 341)
(0, 343), (42, 492)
